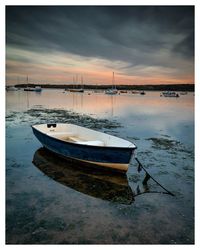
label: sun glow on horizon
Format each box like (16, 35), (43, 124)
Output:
(6, 47), (194, 86)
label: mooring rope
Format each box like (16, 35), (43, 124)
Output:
(135, 157), (175, 196)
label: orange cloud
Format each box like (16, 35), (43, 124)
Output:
(6, 48), (194, 85)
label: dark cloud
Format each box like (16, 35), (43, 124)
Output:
(6, 6), (194, 68)
(172, 32), (194, 58)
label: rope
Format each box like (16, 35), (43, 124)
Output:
(135, 157), (175, 196)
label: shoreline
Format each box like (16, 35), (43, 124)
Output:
(13, 83), (194, 92)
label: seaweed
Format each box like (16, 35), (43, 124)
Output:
(146, 137), (181, 150)
(6, 108), (122, 130)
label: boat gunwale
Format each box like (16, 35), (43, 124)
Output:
(31, 125), (137, 150)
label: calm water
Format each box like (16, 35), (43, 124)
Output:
(6, 89), (194, 244)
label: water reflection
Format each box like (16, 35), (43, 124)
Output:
(32, 148), (134, 205)
(6, 90), (194, 124)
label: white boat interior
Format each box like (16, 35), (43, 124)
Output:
(33, 123), (136, 148)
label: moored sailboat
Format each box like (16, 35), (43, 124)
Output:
(105, 72), (118, 95)
(68, 75), (84, 92)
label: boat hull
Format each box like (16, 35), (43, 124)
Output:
(68, 89), (84, 93)
(32, 125), (135, 172)
(24, 87), (35, 91)
(161, 91), (179, 97)
(105, 89), (118, 95)
(24, 87), (42, 92)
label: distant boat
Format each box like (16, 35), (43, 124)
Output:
(140, 91), (146, 95)
(32, 123), (136, 173)
(105, 89), (118, 95)
(67, 75), (84, 93)
(180, 92), (187, 95)
(6, 86), (18, 91)
(132, 91), (140, 94)
(24, 87), (35, 91)
(161, 91), (179, 97)
(120, 90), (127, 93)
(23, 76), (42, 92)
(33, 147), (134, 204)
(35, 86), (42, 92)
(24, 86), (42, 92)
(6, 77), (20, 91)
(105, 72), (118, 95)
(68, 88), (84, 93)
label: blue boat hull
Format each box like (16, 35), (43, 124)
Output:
(32, 126), (135, 172)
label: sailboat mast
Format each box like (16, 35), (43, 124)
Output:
(76, 74), (78, 89)
(26, 75), (29, 86)
(81, 76), (83, 89)
(73, 76), (75, 89)
(112, 72), (115, 90)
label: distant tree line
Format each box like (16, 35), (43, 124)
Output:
(15, 83), (194, 91)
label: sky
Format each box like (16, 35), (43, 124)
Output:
(6, 5), (194, 85)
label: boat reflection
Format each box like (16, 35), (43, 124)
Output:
(32, 148), (135, 205)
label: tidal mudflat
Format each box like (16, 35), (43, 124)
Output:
(6, 90), (194, 244)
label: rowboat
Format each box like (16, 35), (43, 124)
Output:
(32, 123), (137, 172)
(33, 147), (134, 204)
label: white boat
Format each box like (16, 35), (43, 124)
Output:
(105, 89), (118, 95)
(6, 86), (18, 91)
(180, 92), (187, 95)
(105, 72), (118, 95)
(23, 76), (42, 92)
(161, 91), (179, 97)
(32, 123), (137, 173)
(35, 86), (42, 92)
